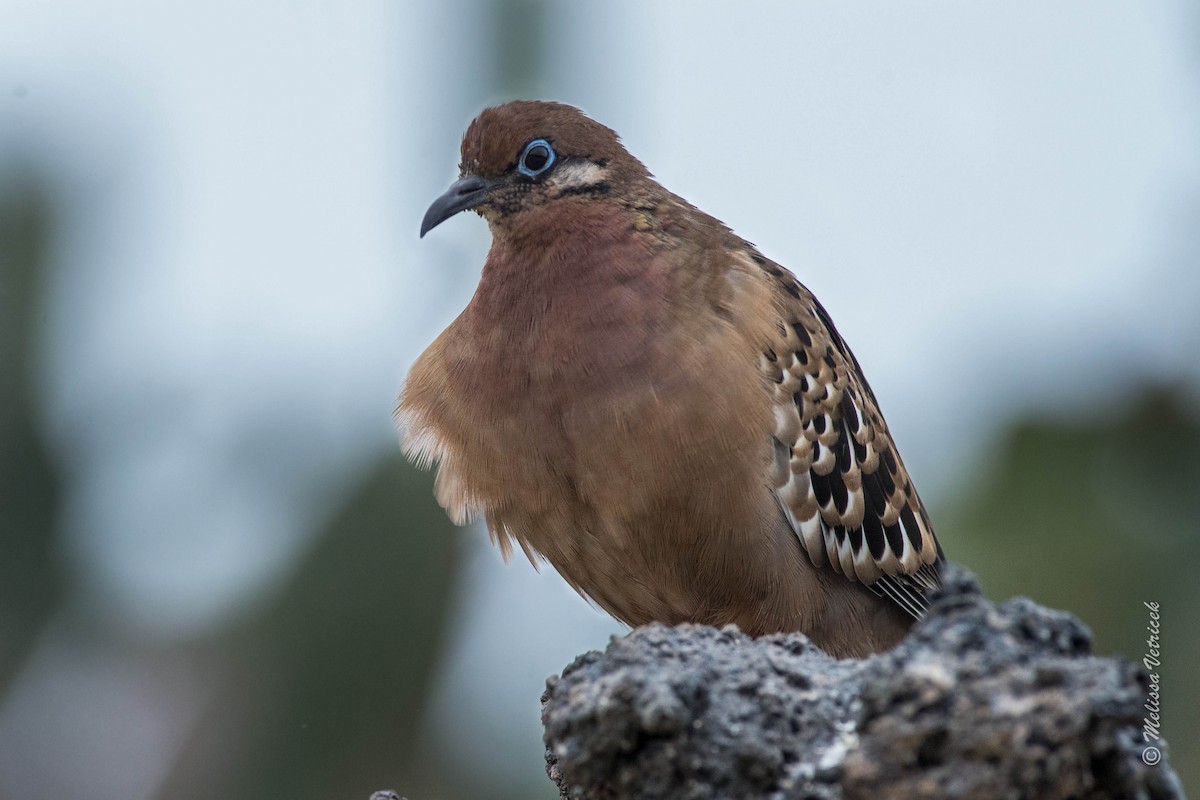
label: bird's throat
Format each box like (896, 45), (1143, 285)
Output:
(462, 216), (678, 408)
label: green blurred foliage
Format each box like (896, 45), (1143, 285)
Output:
(0, 181), (66, 690)
(159, 456), (464, 800)
(942, 386), (1200, 791)
(493, 0), (546, 97)
(0, 176), (472, 799)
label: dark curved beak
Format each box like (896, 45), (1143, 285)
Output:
(420, 174), (498, 237)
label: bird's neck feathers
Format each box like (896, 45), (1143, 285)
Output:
(473, 198), (661, 309)
(459, 196), (680, 381)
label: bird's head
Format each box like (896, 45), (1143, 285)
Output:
(420, 101), (650, 237)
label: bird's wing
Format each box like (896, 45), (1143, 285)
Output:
(752, 252), (943, 618)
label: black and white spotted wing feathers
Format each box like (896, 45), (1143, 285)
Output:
(755, 252), (943, 619)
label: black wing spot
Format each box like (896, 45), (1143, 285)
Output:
(833, 421), (852, 473)
(828, 469), (849, 515)
(840, 392), (861, 434)
(863, 472), (888, 516)
(900, 504), (924, 553)
(811, 470), (832, 507)
(884, 521), (906, 556)
(791, 323), (812, 346)
(879, 465), (896, 498)
(848, 525), (864, 551)
(863, 512), (887, 560)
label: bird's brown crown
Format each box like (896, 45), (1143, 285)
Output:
(459, 100), (648, 182)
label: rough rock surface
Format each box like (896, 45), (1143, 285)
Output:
(541, 564), (1183, 799)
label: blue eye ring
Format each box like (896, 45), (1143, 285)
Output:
(517, 138), (556, 177)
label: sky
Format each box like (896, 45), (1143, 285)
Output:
(1, 1), (1198, 795)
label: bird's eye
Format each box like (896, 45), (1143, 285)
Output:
(518, 138), (555, 177)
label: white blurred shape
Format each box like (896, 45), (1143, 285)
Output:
(0, 614), (214, 800)
(1, 0), (418, 637)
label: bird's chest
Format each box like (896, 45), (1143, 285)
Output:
(441, 295), (767, 544)
(451, 264), (682, 491)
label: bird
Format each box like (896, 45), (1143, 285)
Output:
(399, 101), (943, 658)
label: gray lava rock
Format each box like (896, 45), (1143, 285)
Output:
(541, 564), (1183, 799)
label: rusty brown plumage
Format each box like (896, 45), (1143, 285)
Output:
(399, 101), (944, 658)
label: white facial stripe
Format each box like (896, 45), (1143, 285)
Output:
(552, 161), (608, 191)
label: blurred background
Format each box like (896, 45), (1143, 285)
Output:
(2, 1), (1198, 797)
